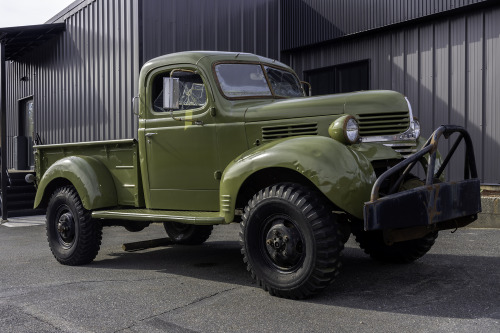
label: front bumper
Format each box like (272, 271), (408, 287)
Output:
(363, 125), (481, 234)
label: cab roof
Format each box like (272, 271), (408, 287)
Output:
(141, 51), (291, 76)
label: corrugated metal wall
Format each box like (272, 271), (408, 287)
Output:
(5, 0), (280, 170)
(4, 0), (499, 184)
(286, 5), (500, 183)
(281, 0), (492, 51)
(5, 0), (140, 168)
(141, 0), (280, 63)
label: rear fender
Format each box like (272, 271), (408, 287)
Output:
(34, 156), (118, 210)
(220, 136), (376, 222)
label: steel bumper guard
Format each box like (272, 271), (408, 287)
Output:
(364, 125), (481, 238)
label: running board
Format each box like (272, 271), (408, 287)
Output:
(92, 209), (225, 225)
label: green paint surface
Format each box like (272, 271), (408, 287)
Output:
(35, 51), (422, 224)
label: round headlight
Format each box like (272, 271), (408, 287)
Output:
(328, 115), (360, 144)
(413, 119), (421, 139)
(345, 117), (360, 144)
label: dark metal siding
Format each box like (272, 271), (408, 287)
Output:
(281, 0), (493, 50)
(5, 0), (499, 184)
(5, 0), (140, 168)
(286, 5), (500, 183)
(141, 0), (280, 63)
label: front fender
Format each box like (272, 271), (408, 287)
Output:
(220, 136), (377, 221)
(34, 156), (118, 210)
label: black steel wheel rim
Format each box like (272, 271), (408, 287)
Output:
(55, 205), (76, 249)
(260, 214), (306, 272)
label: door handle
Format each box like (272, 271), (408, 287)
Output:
(145, 133), (157, 138)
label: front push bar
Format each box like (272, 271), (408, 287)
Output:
(363, 125), (481, 233)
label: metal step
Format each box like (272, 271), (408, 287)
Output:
(6, 185), (36, 194)
(92, 209), (225, 224)
(7, 200), (35, 210)
(1, 170), (38, 218)
(8, 192), (36, 201)
(6, 209), (46, 218)
(7, 170), (33, 186)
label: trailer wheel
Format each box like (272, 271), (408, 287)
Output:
(46, 186), (102, 265)
(240, 183), (343, 299)
(163, 222), (213, 245)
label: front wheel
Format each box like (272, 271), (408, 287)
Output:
(352, 229), (438, 264)
(46, 186), (102, 265)
(240, 183), (343, 299)
(352, 176), (438, 264)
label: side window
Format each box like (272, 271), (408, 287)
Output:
(152, 71), (207, 112)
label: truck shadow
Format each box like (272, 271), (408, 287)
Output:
(90, 237), (500, 321)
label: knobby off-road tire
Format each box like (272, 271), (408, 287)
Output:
(46, 186), (102, 265)
(353, 177), (438, 264)
(163, 222), (213, 245)
(240, 183), (343, 299)
(352, 228), (438, 264)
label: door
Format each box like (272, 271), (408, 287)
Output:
(18, 97), (35, 170)
(144, 68), (219, 211)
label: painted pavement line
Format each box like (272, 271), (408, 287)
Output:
(1, 216), (45, 227)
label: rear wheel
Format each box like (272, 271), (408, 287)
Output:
(240, 183), (343, 299)
(46, 186), (102, 265)
(163, 222), (213, 245)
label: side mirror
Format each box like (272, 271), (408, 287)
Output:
(163, 77), (180, 109)
(300, 81), (312, 96)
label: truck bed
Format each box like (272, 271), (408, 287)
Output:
(35, 139), (143, 207)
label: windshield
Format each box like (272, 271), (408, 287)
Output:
(214, 63), (304, 99)
(264, 66), (304, 97)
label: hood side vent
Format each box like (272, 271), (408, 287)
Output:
(357, 112), (410, 136)
(262, 123), (318, 141)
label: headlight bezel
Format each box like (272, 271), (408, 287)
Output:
(328, 115), (360, 145)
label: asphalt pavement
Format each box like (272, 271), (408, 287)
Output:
(0, 218), (499, 333)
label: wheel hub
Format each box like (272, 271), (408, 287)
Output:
(57, 212), (75, 243)
(265, 219), (304, 269)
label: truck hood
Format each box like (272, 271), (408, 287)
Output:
(244, 90), (409, 122)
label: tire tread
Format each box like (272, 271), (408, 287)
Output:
(353, 228), (438, 264)
(46, 186), (102, 266)
(240, 183), (343, 299)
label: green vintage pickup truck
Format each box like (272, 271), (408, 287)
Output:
(31, 51), (481, 299)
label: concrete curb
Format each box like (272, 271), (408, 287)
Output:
(469, 196), (500, 228)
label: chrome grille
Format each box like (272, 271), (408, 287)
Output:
(384, 142), (418, 157)
(357, 112), (410, 136)
(262, 123), (318, 141)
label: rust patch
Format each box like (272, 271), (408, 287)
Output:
(427, 184), (442, 224)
